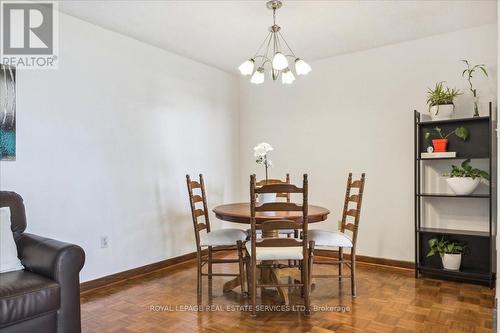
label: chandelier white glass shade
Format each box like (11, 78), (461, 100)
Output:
(238, 59), (255, 75)
(295, 58), (312, 75)
(281, 68), (295, 84)
(238, 0), (311, 85)
(250, 67), (265, 84)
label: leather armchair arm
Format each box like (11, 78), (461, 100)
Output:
(15, 233), (85, 333)
(15, 233), (85, 281)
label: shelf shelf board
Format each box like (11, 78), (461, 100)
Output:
(417, 156), (490, 161)
(417, 193), (490, 198)
(417, 227), (489, 237)
(417, 116), (490, 126)
(417, 265), (491, 281)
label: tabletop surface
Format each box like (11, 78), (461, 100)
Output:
(213, 202), (330, 224)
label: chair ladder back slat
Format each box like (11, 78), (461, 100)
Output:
(257, 238), (302, 247)
(345, 209), (358, 218)
(194, 209), (205, 218)
(349, 194), (360, 203)
(254, 183), (303, 194)
(343, 223), (357, 233)
(189, 181), (202, 189)
(350, 180), (364, 188)
(255, 202), (303, 212)
(261, 219), (302, 233)
(192, 195), (203, 203)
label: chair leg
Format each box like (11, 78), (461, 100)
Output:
(300, 260), (305, 297)
(351, 250), (357, 297)
(251, 257), (257, 316)
(196, 250), (202, 301)
(245, 254), (251, 295)
(237, 241), (246, 295)
(305, 241), (314, 315)
(338, 248), (343, 283)
(208, 246), (213, 280)
(303, 256), (310, 315)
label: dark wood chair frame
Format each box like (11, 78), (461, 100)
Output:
(312, 173), (365, 297)
(186, 174), (246, 300)
(247, 174), (314, 316)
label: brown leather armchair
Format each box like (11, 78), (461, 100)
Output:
(0, 191), (85, 333)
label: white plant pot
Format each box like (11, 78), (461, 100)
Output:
(429, 104), (454, 120)
(446, 177), (480, 195)
(441, 253), (462, 271)
(258, 193), (276, 204)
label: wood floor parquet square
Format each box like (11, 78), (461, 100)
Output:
(81, 255), (495, 333)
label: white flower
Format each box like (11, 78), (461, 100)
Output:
(253, 142), (273, 157)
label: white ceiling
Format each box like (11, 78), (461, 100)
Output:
(59, 0), (497, 74)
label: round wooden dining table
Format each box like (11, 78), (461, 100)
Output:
(212, 202), (330, 303)
(213, 203), (330, 225)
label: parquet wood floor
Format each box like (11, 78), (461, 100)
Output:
(81, 254), (494, 333)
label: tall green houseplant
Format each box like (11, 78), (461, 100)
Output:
(461, 60), (488, 117)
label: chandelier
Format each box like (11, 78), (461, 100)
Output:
(238, 0), (311, 85)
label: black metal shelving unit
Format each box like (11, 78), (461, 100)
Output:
(414, 103), (497, 287)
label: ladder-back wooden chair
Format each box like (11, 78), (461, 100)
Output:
(186, 174), (247, 299)
(309, 173), (365, 297)
(246, 174), (314, 315)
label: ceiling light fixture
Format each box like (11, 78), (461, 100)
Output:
(239, 0), (311, 85)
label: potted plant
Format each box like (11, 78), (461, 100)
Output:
(427, 237), (468, 271)
(445, 159), (489, 195)
(461, 60), (488, 117)
(426, 82), (461, 120)
(253, 142), (275, 203)
(424, 126), (469, 152)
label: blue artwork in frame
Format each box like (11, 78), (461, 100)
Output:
(0, 64), (16, 161)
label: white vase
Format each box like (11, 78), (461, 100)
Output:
(258, 193), (276, 204)
(446, 177), (480, 195)
(429, 104), (454, 120)
(441, 253), (461, 271)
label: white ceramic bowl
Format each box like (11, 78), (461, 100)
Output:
(446, 177), (480, 195)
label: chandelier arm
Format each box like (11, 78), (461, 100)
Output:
(272, 31), (277, 57)
(261, 30), (274, 68)
(277, 31), (296, 58)
(253, 31), (272, 58)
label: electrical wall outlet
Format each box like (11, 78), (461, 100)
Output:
(100, 236), (109, 248)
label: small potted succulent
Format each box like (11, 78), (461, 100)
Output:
(445, 159), (489, 195)
(427, 237), (468, 271)
(253, 142), (275, 203)
(424, 126), (469, 152)
(426, 82), (461, 120)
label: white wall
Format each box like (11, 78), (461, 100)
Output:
(0, 13), (240, 282)
(239, 24), (497, 262)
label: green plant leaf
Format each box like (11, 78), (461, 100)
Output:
(454, 127), (469, 141)
(480, 66), (488, 77)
